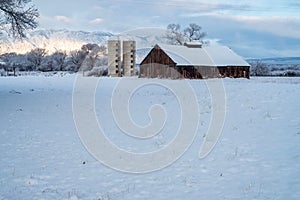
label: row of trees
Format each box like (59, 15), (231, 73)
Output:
(250, 61), (300, 76)
(0, 43), (108, 75)
(250, 62), (270, 76)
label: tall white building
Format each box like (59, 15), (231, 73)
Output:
(108, 40), (136, 77)
(108, 40), (121, 77)
(123, 41), (136, 77)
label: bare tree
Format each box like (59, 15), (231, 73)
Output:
(165, 24), (186, 45)
(52, 51), (67, 71)
(81, 44), (101, 72)
(79, 43), (108, 75)
(81, 43), (101, 53)
(98, 44), (107, 53)
(40, 55), (54, 72)
(27, 48), (46, 70)
(97, 56), (108, 66)
(0, 0), (39, 38)
(251, 61), (270, 76)
(165, 23), (207, 45)
(82, 54), (98, 72)
(184, 23), (206, 42)
(1, 52), (17, 75)
(70, 49), (88, 72)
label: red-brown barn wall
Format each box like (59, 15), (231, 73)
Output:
(139, 45), (250, 79)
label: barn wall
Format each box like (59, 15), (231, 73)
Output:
(140, 63), (180, 78)
(140, 65), (250, 79)
(140, 45), (176, 67)
(218, 66), (250, 79)
(140, 45), (250, 79)
(140, 45), (177, 78)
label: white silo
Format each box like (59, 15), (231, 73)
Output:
(123, 41), (136, 77)
(108, 40), (121, 77)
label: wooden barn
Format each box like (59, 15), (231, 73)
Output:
(139, 44), (250, 79)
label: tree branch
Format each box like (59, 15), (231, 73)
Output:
(0, 0), (39, 38)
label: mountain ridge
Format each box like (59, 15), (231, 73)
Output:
(0, 29), (113, 54)
(247, 57), (300, 65)
(1, 29), (300, 65)
(0, 29), (165, 55)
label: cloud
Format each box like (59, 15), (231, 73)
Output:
(102, 0), (250, 12)
(92, 5), (105, 11)
(181, 12), (300, 39)
(89, 18), (104, 25)
(233, 16), (300, 39)
(54, 15), (72, 23)
(174, 11), (300, 58)
(224, 15), (300, 39)
(34, 0), (300, 58)
(172, 1), (251, 11)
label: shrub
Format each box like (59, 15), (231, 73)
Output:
(250, 61), (270, 76)
(85, 67), (108, 77)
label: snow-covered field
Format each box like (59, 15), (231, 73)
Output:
(1, 74), (300, 199)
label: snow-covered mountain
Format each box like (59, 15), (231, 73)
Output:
(0, 28), (166, 55)
(0, 29), (113, 54)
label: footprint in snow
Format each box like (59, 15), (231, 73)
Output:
(9, 90), (21, 94)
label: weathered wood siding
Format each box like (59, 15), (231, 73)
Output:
(140, 45), (177, 78)
(140, 45), (250, 79)
(218, 66), (250, 79)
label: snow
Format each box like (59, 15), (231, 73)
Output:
(1, 74), (300, 199)
(203, 46), (250, 67)
(157, 44), (250, 67)
(159, 44), (214, 66)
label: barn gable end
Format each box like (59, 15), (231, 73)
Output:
(140, 45), (179, 78)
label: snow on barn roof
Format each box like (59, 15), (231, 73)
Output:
(156, 44), (250, 67)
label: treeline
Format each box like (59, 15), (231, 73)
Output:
(250, 61), (300, 77)
(0, 43), (108, 76)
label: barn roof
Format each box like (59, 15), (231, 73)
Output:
(154, 44), (250, 67)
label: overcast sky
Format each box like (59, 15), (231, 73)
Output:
(32, 0), (300, 58)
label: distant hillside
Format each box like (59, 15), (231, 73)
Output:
(247, 57), (300, 65)
(0, 29), (166, 55)
(247, 57), (300, 76)
(0, 29), (113, 54)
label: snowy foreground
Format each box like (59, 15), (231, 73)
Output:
(1, 74), (300, 199)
